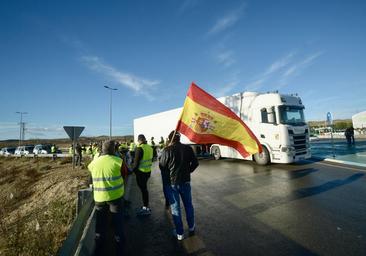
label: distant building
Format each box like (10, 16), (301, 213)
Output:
(352, 111), (366, 130)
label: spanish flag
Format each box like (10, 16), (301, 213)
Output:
(176, 82), (262, 158)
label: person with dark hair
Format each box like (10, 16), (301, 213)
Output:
(75, 143), (82, 166)
(159, 130), (199, 240)
(150, 136), (157, 160)
(88, 140), (128, 255)
(345, 127), (352, 145)
(349, 126), (355, 145)
(159, 136), (165, 149)
(128, 139), (136, 166)
(133, 134), (154, 216)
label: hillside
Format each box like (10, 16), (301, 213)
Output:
(0, 135), (134, 148)
(0, 157), (90, 255)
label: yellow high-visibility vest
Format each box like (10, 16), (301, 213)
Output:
(88, 155), (124, 202)
(138, 144), (153, 173)
(129, 142), (136, 152)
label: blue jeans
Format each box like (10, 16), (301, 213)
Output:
(161, 171), (170, 205)
(169, 182), (195, 235)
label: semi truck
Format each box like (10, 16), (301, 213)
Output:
(133, 91), (311, 165)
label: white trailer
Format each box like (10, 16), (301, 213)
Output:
(133, 91), (311, 165)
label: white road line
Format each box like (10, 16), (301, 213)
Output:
(305, 159), (366, 172)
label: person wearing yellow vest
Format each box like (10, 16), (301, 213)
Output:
(88, 140), (128, 255)
(133, 134), (153, 216)
(127, 140), (136, 167)
(51, 144), (57, 160)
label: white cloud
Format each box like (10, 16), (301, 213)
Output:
(244, 78), (266, 91)
(208, 4), (246, 35)
(27, 127), (63, 133)
(214, 70), (241, 96)
(245, 50), (323, 91)
(216, 81), (238, 97)
(245, 52), (295, 90)
(264, 52), (295, 76)
(179, 0), (200, 13)
(282, 52), (322, 79)
(215, 50), (236, 67)
(81, 56), (160, 100)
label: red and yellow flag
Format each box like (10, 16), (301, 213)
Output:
(176, 82), (262, 158)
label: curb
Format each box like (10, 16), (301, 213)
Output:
(311, 156), (366, 168)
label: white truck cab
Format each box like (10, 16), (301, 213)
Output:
(211, 92), (311, 165)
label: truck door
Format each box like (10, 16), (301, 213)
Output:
(259, 107), (281, 152)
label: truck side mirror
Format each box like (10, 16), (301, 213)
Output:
(266, 107), (277, 125)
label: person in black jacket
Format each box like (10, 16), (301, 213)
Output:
(159, 130), (199, 240)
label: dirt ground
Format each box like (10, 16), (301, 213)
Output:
(0, 156), (90, 256)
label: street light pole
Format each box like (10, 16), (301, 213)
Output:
(15, 111), (28, 146)
(104, 86), (118, 139)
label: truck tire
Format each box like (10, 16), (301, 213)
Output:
(254, 146), (270, 165)
(212, 146), (221, 160)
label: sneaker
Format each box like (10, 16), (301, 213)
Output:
(173, 229), (184, 241)
(136, 206), (151, 216)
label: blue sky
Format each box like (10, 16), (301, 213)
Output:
(0, 0), (365, 140)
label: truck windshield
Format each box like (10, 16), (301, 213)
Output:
(279, 105), (306, 126)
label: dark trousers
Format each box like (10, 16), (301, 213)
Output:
(135, 170), (151, 207)
(161, 172), (170, 206)
(94, 198), (125, 256)
(75, 154), (82, 166)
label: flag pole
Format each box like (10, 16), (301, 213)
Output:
(170, 99), (186, 146)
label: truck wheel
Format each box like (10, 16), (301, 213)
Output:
(212, 146), (221, 160)
(254, 146), (270, 165)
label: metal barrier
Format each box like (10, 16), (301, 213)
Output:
(58, 176), (132, 256)
(58, 189), (94, 256)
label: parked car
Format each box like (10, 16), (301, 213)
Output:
(1, 147), (14, 155)
(15, 145), (35, 156)
(33, 144), (52, 155)
(0, 147), (16, 156)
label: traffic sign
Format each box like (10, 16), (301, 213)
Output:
(63, 126), (85, 140)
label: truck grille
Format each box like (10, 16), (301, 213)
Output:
(292, 134), (307, 155)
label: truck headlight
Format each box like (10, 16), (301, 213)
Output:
(281, 146), (295, 153)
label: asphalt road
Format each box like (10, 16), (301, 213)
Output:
(123, 158), (366, 256)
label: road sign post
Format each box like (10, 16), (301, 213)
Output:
(63, 126), (85, 170)
(326, 112), (335, 158)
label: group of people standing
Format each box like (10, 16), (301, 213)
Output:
(87, 131), (199, 255)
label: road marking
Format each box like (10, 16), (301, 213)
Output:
(305, 159), (366, 172)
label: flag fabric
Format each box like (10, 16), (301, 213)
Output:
(176, 82), (262, 158)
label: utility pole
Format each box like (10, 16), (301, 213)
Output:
(104, 86), (118, 139)
(16, 112), (28, 146)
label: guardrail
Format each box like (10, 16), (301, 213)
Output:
(58, 189), (95, 256)
(58, 176), (132, 256)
